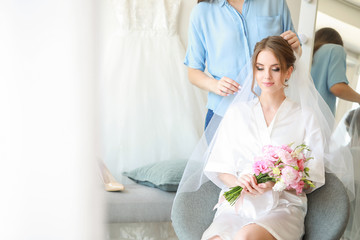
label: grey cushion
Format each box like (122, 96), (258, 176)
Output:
(106, 183), (176, 223)
(171, 173), (350, 240)
(123, 160), (187, 192)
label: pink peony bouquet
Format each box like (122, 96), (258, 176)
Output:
(224, 143), (315, 206)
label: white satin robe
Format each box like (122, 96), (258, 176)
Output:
(202, 98), (325, 240)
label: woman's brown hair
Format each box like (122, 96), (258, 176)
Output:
(313, 27), (343, 56)
(251, 36), (296, 95)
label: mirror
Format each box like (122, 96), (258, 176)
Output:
(315, 0), (360, 124)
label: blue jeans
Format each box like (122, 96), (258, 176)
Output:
(204, 109), (214, 130)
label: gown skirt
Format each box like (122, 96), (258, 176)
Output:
(99, 30), (206, 179)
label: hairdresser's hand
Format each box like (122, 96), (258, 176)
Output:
(236, 174), (266, 196)
(213, 76), (240, 96)
(281, 30), (301, 55)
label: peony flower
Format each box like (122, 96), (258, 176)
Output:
(273, 180), (287, 192)
(262, 145), (274, 154)
(277, 149), (297, 166)
(253, 160), (271, 175)
(280, 144), (293, 153)
(263, 153), (278, 163)
(295, 180), (305, 195)
(281, 166), (301, 186)
(262, 145), (278, 158)
(297, 158), (305, 172)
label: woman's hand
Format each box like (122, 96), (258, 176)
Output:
(212, 76), (240, 96)
(188, 68), (240, 96)
(281, 30), (301, 56)
(257, 181), (275, 193)
(236, 174), (274, 196)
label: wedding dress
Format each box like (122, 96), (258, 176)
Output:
(99, 0), (206, 180)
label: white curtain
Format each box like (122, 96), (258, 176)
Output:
(0, 1), (104, 239)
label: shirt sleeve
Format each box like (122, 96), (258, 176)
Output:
(183, 7), (206, 71)
(327, 45), (349, 90)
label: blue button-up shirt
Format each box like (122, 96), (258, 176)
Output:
(311, 44), (349, 115)
(184, 0), (296, 111)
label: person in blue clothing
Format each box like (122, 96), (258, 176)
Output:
(184, 0), (302, 128)
(311, 27), (360, 115)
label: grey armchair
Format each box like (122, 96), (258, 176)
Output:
(171, 172), (350, 240)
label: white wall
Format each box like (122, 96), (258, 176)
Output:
(318, 0), (360, 29)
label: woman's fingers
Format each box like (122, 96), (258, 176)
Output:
(236, 178), (254, 195)
(238, 174), (259, 195)
(249, 175), (266, 193)
(280, 30), (300, 51)
(280, 30), (294, 40)
(223, 77), (240, 88)
(217, 77), (241, 96)
(238, 174), (276, 196)
(222, 81), (239, 93)
(237, 174), (279, 195)
(258, 181), (275, 192)
(288, 37), (300, 49)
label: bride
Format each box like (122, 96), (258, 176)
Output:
(176, 36), (355, 240)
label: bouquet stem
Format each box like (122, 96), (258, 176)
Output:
(223, 173), (275, 206)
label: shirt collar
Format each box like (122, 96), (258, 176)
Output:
(218, 0), (226, 7)
(219, 0), (250, 7)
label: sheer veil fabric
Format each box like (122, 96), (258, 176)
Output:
(335, 108), (360, 239)
(176, 53), (355, 202)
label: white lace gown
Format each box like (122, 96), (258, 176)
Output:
(202, 99), (326, 240)
(99, 0), (206, 179)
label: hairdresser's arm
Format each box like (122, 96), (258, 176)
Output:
(188, 68), (240, 97)
(330, 82), (360, 104)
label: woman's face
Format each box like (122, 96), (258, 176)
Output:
(255, 49), (292, 95)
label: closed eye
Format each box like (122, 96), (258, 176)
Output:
(272, 68), (280, 72)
